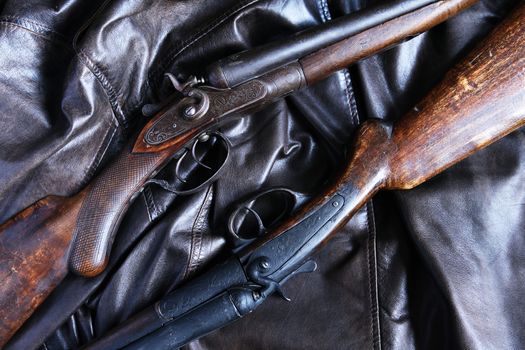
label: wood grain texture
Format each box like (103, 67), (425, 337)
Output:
(0, 144), (175, 347)
(0, 193), (85, 348)
(386, 2), (525, 189)
(300, 0), (478, 85)
(0, 144), (181, 347)
(241, 0), (525, 275)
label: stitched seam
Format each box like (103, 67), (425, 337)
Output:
(366, 200), (382, 350)
(184, 185), (213, 279)
(142, 187), (158, 221)
(71, 0), (131, 129)
(76, 49), (127, 128)
(318, 0), (331, 21)
(344, 69), (360, 125)
(0, 20), (71, 50)
(0, 15), (119, 193)
(319, 1), (358, 128)
(0, 15), (66, 41)
(81, 122), (117, 185)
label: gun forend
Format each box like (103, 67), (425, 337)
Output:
(206, 0), (440, 88)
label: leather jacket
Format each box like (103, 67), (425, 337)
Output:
(0, 0), (521, 349)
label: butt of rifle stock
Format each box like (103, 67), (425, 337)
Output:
(0, 193), (84, 348)
(385, 3), (525, 190)
(0, 129), (189, 346)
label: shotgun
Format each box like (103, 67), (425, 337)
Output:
(85, 2), (525, 349)
(0, 0), (476, 346)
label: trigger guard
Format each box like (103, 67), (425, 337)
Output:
(147, 132), (230, 196)
(227, 187), (306, 242)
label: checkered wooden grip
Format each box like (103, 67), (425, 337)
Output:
(69, 149), (167, 277)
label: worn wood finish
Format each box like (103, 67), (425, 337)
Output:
(300, 0), (478, 85)
(0, 193), (85, 347)
(386, 4), (525, 189)
(0, 145), (174, 348)
(0, 74), (222, 345)
(0, 88), (222, 345)
(242, 1), (525, 267)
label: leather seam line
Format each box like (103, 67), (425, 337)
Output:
(76, 49), (127, 128)
(70, 0), (127, 130)
(0, 15), (66, 39)
(142, 186), (158, 222)
(0, 17), (116, 193)
(317, 0), (331, 22)
(317, 0), (358, 128)
(81, 121), (118, 187)
(343, 69), (359, 125)
(366, 200), (382, 350)
(184, 185), (213, 280)
(0, 17), (69, 48)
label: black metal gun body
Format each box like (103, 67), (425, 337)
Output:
(86, 178), (362, 350)
(207, 0), (438, 88)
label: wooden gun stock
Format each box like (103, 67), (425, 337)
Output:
(0, 134), (202, 347)
(254, 1), (525, 263)
(386, 2), (525, 190)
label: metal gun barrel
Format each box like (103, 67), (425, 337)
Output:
(206, 0), (439, 88)
(123, 286), (264, 350)
(82, 258), (247, 350)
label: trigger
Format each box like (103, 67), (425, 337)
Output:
(276, 260), (318, 301)
(275, 285), (291, 302)
(282, 260), (318, 285)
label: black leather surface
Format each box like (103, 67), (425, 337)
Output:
(0, 0), (522, 349)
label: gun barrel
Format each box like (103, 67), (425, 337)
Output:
(300, 0), (478, 84)
(206, 0), (439, 88)
(123, 285), (264, 350)
(82, 258), (247, 350)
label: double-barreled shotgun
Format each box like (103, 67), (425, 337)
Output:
(0, 0), (487, 347)
(86, 2), (525, 349)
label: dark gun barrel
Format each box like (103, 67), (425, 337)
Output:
(206, 0), (439, 88)
(123, 285), (265, 350)
(82, 258), (248, 350)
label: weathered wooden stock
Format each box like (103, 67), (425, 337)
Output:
(301, 0), (478, 83)
(0, 0), (481, 347)
(246, 1), (525, 261)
